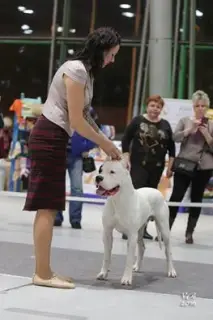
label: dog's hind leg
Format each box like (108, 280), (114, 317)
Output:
(121, 232), (138, 285)
(163, 235), (177, 278)
(155, 204), (177, 278)
(133, 226), (146, 272)
(97, 227), (113, 281)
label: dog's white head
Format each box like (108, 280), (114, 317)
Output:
(95, 157), (131, 197)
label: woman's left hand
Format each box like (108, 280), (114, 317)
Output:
(198, 124), (209, 136)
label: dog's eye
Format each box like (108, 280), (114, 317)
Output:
(110, 170), (115, 174)
(99, 165), (103, 174)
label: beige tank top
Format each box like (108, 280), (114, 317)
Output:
(42, 60), (93, 136)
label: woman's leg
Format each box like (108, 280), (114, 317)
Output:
(33, 209), (75, 288)
(186, 170), (211, 244)
(169, 172), (191, 229)
(34, 209), (56, 279)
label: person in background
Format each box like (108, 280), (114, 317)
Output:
(0, 116), (12, 159)
(0, 113), (4, 159)
(122, 95), (175, 240)
(169, 90), (213, 244)
(0, 113), (4, 129)
(54, 106), (99, 229)
(23, 27), (121, 289)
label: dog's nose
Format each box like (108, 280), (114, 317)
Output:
(96, 175), (104, 183)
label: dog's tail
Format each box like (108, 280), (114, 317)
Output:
(155, 221), (163, 250)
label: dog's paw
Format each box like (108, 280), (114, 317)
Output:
(121, 274), (132, 286)
(168, 267), (177, 278)
(96, 270), (108, 280)
(133, 263), (140, 272)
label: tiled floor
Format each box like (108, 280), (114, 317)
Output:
(0, 195), (213, 319)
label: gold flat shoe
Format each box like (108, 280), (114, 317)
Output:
(32, 274), (75, 289)
(53, 273), (73, 283)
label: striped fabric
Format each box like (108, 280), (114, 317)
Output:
(23, 115), (69, 211)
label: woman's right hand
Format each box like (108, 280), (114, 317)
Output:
(185, 119), (201, 136)
(99, 138), (122, 160)
(192, 119), (201, 130)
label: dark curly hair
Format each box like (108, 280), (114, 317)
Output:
(72, 27), (121, 77)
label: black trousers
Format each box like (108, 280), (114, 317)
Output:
(130, 164), (163, 189)
(169, 170), (212, 233)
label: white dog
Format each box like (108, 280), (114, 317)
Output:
(96, 158), (177, 286)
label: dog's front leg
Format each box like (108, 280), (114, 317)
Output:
(121, 233), (137, 286)
(97, 228), (113, 281)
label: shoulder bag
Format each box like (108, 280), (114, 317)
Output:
(172, 124), (207, 178)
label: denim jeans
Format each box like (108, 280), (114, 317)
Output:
(55, 156), (83, 224)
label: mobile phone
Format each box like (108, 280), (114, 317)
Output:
(201, 117), (208, 125)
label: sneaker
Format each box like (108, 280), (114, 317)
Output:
(122, 234), (128, 240)
(71, 222), (82, 229)
(54, 221), (62, 227)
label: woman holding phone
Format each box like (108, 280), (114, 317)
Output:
(168, 90), (213, 244)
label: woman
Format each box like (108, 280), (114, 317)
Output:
(24, 27), (121, 289)
(122, 95), (175, 240)
(169, 90), (213, 244)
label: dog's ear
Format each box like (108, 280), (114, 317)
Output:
(120, 154), (130, 170)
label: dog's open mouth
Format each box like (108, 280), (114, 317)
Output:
(96, 185), (120, 197)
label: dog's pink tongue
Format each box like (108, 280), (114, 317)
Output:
(107, 186), (119, 196)
(96, 186), (106, 196)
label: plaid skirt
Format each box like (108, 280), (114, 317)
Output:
(23, 115), (69, 211)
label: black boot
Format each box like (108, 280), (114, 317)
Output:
(185, 216), (198, 244)
(143, 225), (153, 240)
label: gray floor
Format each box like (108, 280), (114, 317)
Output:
(0, 241), (213, 298)
(1, 195), (213, 319)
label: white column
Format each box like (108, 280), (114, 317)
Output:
(149, 0), (172, 97)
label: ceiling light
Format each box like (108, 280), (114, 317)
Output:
(179, 28), (183, 33)
(69, 28), (76, 33)
(24, 29), (33, 35)
(119, 4), (131, 9)
(196, 9), (203, 17)
(24, 9), (34, 14)
(68, 49), (74, 55)
(122, 12), (135, 18)
(18, 6), (26, 12)
(57, 26), (63, 32)
(21, 24), (30, 30)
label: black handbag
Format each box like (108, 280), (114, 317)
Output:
(171, 157), (198, 177)
(82, 156), (96, 173)
(172, 122), (209, 177)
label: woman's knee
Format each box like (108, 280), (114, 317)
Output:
(36, 209), (57, 223)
